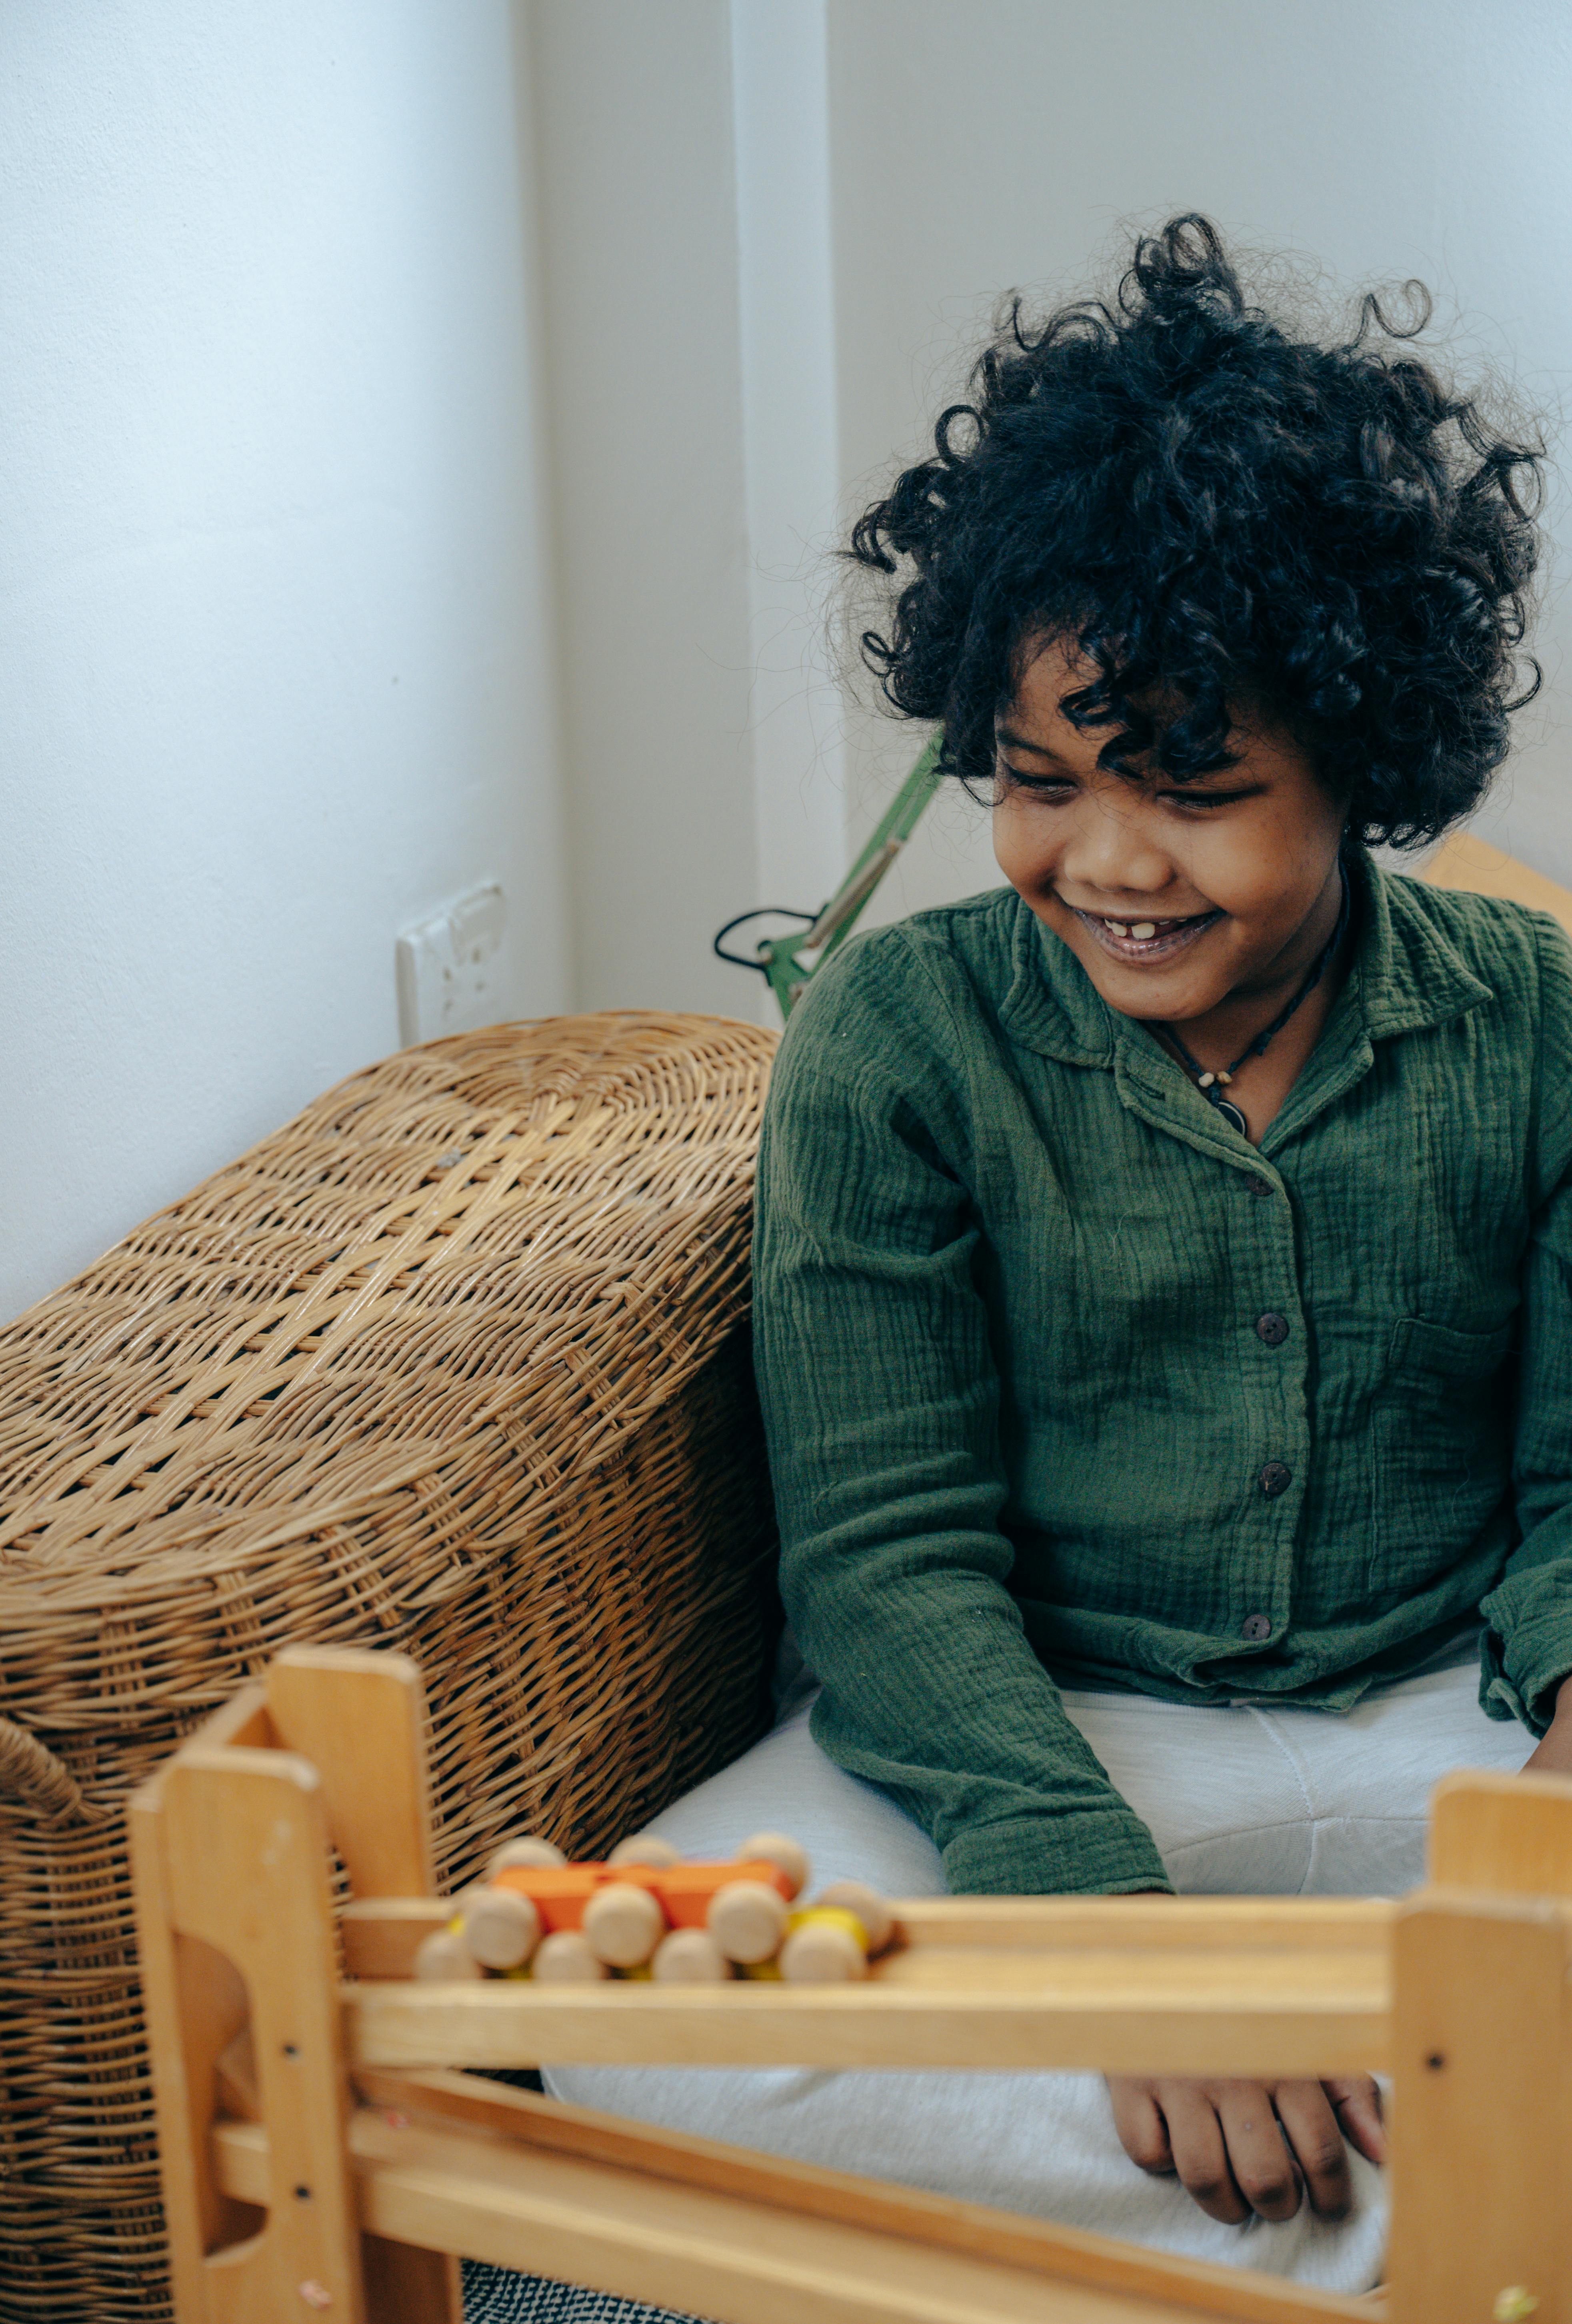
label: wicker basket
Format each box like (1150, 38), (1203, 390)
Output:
(0, 1011), (779, 2323)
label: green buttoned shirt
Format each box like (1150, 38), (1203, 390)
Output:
(751, 851), (1572, 1896)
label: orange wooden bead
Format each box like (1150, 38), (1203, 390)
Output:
(490, 1864), (603, 1930)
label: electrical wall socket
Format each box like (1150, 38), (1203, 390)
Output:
(395, 881), (508, 1045)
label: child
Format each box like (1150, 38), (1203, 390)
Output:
(527, 217), (1569, 2303)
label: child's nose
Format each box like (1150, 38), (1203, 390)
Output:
(1058, 795), (1171, 899)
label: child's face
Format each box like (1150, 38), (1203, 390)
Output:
(992, 635), (1348, 1024)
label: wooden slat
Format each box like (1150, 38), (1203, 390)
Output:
(213, 2084), (1376, 2324)
(342, 1894), (1395, 1982)
(888, 1898), (1393, 1951)
(346, 1940), (1389, 2079)
(343, 1896), (451, 1979)
(353, 2071), (1381, 2324)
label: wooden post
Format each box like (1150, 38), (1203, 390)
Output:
(1430, 1767), (1572, 1898)
(267, 1645), (437, 1897)
(267, 1645), (462, 2320)
(134, 1736), (368, 2323)
(1387, 1885), (1572, 2324)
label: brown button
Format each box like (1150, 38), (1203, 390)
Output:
(1255, 1311), (1290, 1347)
(1240, 1612), (1272, 1642)
(1260, 1460), (1293, 1498)
(1240, 1175), (1274, 1198)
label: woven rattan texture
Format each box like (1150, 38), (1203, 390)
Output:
(0, 1011), (779, 2324)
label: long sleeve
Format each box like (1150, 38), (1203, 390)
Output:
(752, 938), (1172, 1896)
(1481, 920), (1572, 1733)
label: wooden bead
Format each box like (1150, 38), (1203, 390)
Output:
(583, 1881), (666, 1968)
(486, 1835), (567, 1877)
(531, 1930), (609, 1983)
(652, 1928), (732, 1983)
(460, 1886), (540, 1970)
(780, 1912), (868, 1984)
(707, 1878), (789, 1964)
(736, 1830), (809, 1900)
(813, 1878), (894, 1953)
(606, 1831), (681, 1869)
(414, 1928), (483, 1982)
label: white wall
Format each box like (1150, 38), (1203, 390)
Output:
(1, 1), (568, 1323)
(526, 0), (848, 1022)
(11, 0), (1572, 1320)
(826, 0), (1572, 923)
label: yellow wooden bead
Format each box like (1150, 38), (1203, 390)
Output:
(780, 1906), (870, 1984)
(813, 1878), (894, 1953)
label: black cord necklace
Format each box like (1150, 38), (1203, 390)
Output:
(1156, 868), (1352, 1137)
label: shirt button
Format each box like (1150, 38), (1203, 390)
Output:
(1240, 1612), (1273, 1642)
(1255, 1311), (1290, 1347)
(1259, 1460), (1293, 1498)
(1239, 1175), (1274, 1198)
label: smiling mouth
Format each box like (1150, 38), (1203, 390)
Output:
(1068, 906), (1223, 963)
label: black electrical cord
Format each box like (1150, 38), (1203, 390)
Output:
(712, 907), (816, 974)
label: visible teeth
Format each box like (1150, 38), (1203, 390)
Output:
(1129, 922), (1157, 940)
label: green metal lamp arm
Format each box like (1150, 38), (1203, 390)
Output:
(715, 733), (945, 1020)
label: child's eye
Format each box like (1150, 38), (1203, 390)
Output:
(1160, 785), (1262, 811)
(999, 763), (1074, 796)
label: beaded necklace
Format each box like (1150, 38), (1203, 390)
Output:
(1156, 867), (1352, 1137)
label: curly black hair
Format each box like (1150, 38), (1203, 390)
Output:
(848, 216), (1544, 847)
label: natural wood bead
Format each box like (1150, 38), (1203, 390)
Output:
(583, 1881), (666, 1967)
(413, 1928), (483, 1982)
(486, 1835), (567, 1876)
(460, 1886), (541, 1970)
(531, 1930), (609, 1983)
(814, 1878), (894, 1953)
(652, 1928), (732, 1983)
(780, 1914), (868, 1984)
(736, 1830), (810, 1899)
(607, 1832), (681, 1869)
(707, 1878), (790, 1964)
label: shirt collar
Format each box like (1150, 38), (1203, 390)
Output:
(998, 844), (1493, 1069)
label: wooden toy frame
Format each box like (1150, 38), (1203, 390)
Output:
(130, 1646), (1572, 2324)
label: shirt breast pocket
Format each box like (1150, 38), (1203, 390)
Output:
(1366, 1315), (1516, 1601)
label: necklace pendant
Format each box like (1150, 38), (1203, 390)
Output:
(1213, 1095), (1249, 1136)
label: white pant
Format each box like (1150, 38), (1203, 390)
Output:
(545, 1651), (1533, 2295)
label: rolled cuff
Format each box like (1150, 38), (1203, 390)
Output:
(1479, 1615), (1572, 1735)
(942, 1810), (1174, 1898)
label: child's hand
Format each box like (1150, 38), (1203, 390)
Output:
(1523, 1673), (1572, 1776)
(1105, 2074), (1384, 2224)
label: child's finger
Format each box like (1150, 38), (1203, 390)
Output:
(1157, 2083), (1250, 2225)
(1273, 2081), (1354, 2220)
(1105, 2076), (1174, 2175)
(1323, 2074), (1386, 2166)
(1213, 2083), (1303, 2223)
